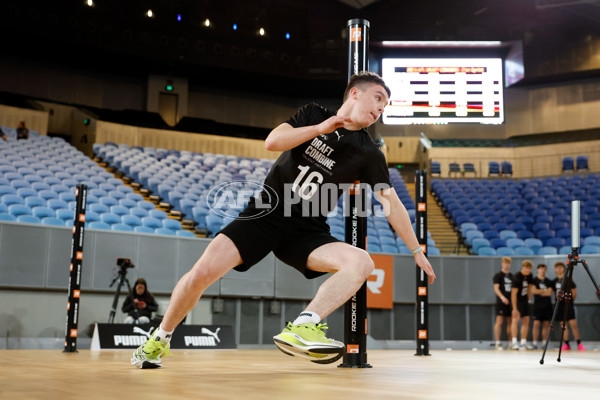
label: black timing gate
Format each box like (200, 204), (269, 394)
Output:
(64, 184), (88, 352)
(340, 18), (371, 369)
(415, 170), (430, 356)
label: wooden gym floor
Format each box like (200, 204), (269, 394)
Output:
(1, 349), (599, 399)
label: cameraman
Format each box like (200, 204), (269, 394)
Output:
(122, 278), (158, 324)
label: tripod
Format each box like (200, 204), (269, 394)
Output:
(108, 266), (132, 324)
(540, 248), (600, 364)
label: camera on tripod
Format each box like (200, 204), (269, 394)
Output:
(109, 258), (135, 324)
(117, 258), (134, 270)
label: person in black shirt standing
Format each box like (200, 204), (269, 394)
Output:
(553, 261), (586, 351)
(492, 256), (513, 350)
(131, 72), (436, 369)
(511, 260), (533, 350)
(530, 264), (553, 349)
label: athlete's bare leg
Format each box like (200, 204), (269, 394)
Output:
(302, 242), (374, 319)
(494, 315), (505, 342)
(160, 234), (242, 331)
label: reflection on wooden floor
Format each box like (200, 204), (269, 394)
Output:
(1, 349), (599, 399)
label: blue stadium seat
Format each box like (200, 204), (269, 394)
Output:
(56, 208), (74, 221)
(17, 215), (41, 224)
(148, 209), (168, 220)
(545, 237), (566, 248)
(155, 228), (176, 236)
(89, 203), (110, 214)
(496, 247), (515, 256)
(514, 246), (535, 256)
(524, 238), (543, 252)
(537, 246), (558, 255)
(2, 194), (24, 206)
(499, 230), (517, 240)
(88, 221), (111, 230)
(367, 243), (382, 252)
(41, 217), (65, 226)
(381, 244), (398, 253)
(8, 204), (32, 217)
(562, 157), (574, 172)
(162, 218), (182, 231)
(100, 213), (121, 225)
(558, 246), (572, 255)
(478, 246), (497, 256)
(47, 199), (69, 211)
(584, 236), (600, 246)
(176, 230), (196, 238)
(576, 156), (588, 171)
(580, 245), (600, 254)
(471, 238), (491, 254)
(111, 223), (134, 232)
(110, 205), (130, 216)
(142, 216), (163, 229)
(130, 207), (149, 218)
(32, 206), (55, 219)
(121, 214), (143, 227)
(0, 213), (16, 221)
(506, 238), (525, 248)
(137, 200), (156, 210)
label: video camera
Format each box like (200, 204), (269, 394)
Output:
(116, 258), (134, 270)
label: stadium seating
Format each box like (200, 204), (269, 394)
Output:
(0, 136), (192, 237)
(93, 142), (440, 254)
(432, 173), (600, 255)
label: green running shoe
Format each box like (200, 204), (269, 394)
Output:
(273, 322), (344, 364)
(131, 329), (172, 369)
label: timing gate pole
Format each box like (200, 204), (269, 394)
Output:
(415, 170), (430, 356)
(64, 184), (88, 352)
(339, 18), (371, 369)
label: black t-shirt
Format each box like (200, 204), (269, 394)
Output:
(552, 277), (577, 304)
(260, 103), (391, 224)
(493, 271), (513, 304)
(532, 277), (553, 307)
(512, 272), (532, 303)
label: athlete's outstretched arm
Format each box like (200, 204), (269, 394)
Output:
(265, 116), (352, 152)
(375, 187), (436, 284)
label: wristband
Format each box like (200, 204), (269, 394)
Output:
(411, 246), (423, 255)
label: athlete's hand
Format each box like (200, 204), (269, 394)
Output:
(502, 297), (509, 305)
(317, 116), (352, 135)
(414, 252), (436, 284)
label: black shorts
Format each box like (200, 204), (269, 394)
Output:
(495, 302), (511, 317)
(516, 301), (529, 318)
(533, 303), (553, 322)
(219, 202), (339, 279)
(555, 302), (576, 321)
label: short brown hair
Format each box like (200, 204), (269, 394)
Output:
(555, 261), (566, 269)
(501, 256), (512, 264)
(343, 71), (391, 101)
(537, 263), (547, 269)
(522, 260), (533, 268)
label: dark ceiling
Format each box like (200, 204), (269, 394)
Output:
(0, 0), (598, 97)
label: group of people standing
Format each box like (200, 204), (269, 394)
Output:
(493, 256), (585, 351)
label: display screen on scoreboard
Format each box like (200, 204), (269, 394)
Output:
(381, 58), (504, 125)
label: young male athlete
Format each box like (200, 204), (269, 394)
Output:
(492, 256), (513, 350)
(530, 263), (553, 349)
(510, 260), (533, 350)
(553, 261), (586, 351)
(131, 72), (436, 368)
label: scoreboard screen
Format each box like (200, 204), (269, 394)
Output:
(381, 58), (504, 125)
